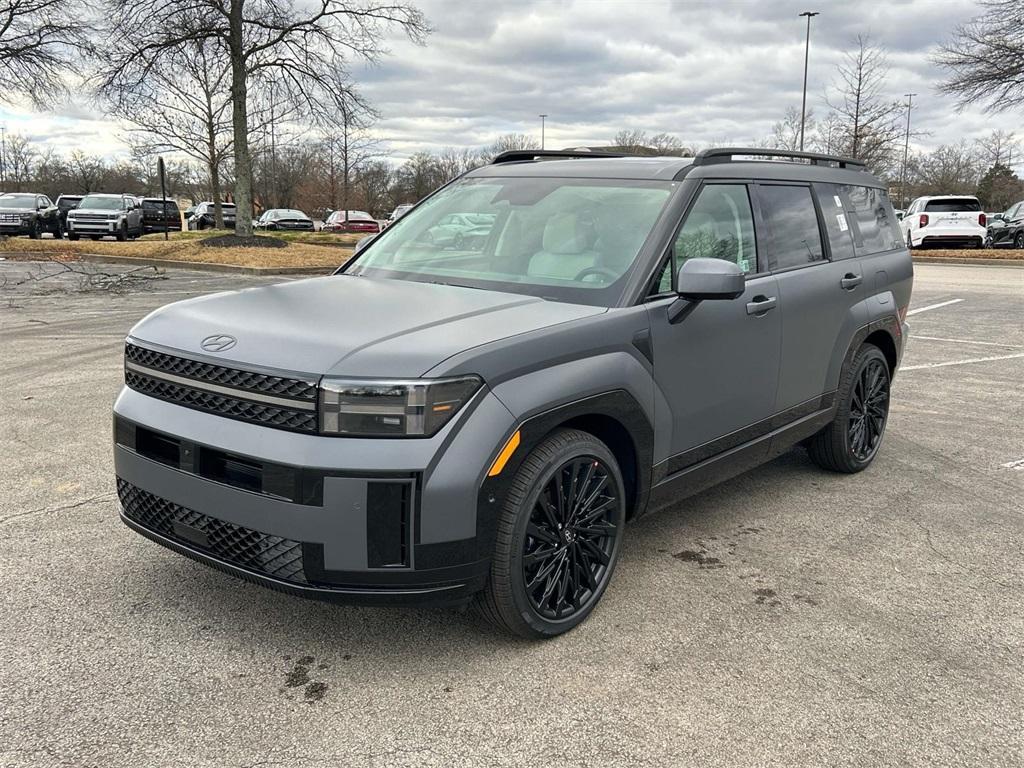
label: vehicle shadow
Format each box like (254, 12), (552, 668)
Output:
(123, 448), (824, 658)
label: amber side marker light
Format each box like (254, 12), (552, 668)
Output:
(487, 430), (521, 477)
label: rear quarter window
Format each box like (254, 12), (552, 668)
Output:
(757, 184), (824, 270)
(841, 185), (903, 256)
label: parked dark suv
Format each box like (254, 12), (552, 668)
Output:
(985, 199), (1024, 249)
(55, 194), (83, 232)
(141, 198), (182, 234)
(0, 192), (61, 238)
(114, 148), (912, 638)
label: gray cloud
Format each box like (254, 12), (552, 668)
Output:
(2, 0), (1020, 169)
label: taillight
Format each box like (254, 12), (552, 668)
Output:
(979, 213), (987, 226)
(919, 214), (929, 227)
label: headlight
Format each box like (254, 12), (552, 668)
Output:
(320, 376), (482, 437)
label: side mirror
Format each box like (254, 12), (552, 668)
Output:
(992, 213), (1004, 221)
(675, 257), (745, 301)
(353, 234), (376, 254)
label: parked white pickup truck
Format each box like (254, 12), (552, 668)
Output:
(901, 195), (986, 249)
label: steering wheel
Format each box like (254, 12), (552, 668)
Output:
(574, 266), (619, 284)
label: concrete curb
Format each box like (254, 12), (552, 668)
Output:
(0, 251), (337, 275)
(912, 256), (1024, 268)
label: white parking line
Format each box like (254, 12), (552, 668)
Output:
(906, 298), (964, 316)
(901, 352), (1024, 371)
(910, 335), (1023, 349)
(1001, 458), (1024, 471)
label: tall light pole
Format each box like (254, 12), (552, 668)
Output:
(900, 93), (917, 209)
(798, 11), (819, 152)
(539, 114), (548, 150)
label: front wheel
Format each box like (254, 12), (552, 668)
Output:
(808, 343), (890, 473)
(67, 231), (80, 241)
(116, 222), (128, 242)
(1015, 232), (1024, 250)
(27, 219), (40, 239)
(476, 429), (625, 639)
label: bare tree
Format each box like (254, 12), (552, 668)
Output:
(480, 133), (540, 161)
(100, 38), (237, 227)
(95, 0), (429, 236)
(67, 150), (107, 194)
(767, 107), (812, 151)
(974, 129), (1022, 169)
(908, 142), (982, 196)
(934, 1), (1024, 113)
(434, 146), (484, 183)
(610, 129), (689, 156)
(315, 81), (379, 221)
(825, 36), (905, 172)
(5, 134), (36, 191)
(0, 0), (88, 106)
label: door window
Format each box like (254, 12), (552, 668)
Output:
(813, 183), (857, 260)
(757, 185), (824, 270)
(674, 184), (757, 274)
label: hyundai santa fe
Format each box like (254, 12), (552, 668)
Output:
(114, 148), (913, 638)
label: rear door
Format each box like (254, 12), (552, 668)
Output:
(755, 182), (865, 415)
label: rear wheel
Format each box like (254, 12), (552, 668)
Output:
(476, 429), (625, 639)
(905, 230), (915, 250)
(808, 343), (890, 473)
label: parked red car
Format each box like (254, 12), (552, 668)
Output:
(322, 210), (381, 234)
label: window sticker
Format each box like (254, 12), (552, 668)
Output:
(833, 195), (843, 208)
(836, 213), (848, 232)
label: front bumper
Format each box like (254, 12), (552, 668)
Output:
(0, 221), (31, 235)
(113, 384), (515, 605)
(68, 218), (120, 234)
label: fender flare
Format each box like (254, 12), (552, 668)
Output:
(474, 390), (654, 559)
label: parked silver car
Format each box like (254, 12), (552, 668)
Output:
(66, 194), (144, 241)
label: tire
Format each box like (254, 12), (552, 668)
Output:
(1015, 232), (1024, 250)
(116, 222), (127, 242)
(52, 220), (63, 240)
(808, 343), (891, 473)
(905, 230), (915, 250)
(67, 231), (79, 241)
(984, 235), (993, 249)
(27, 219), (40, 239)
(475, 428), (626, 639)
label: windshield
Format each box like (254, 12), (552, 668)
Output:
(345, 177), (673, 305)
(80, 196), (125, 210)
(0, 194), (38, 207)
(925, 198), (980, 212)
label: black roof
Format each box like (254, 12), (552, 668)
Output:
(469, 147), (884, 188)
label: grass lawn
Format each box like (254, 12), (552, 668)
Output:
(916, 248), (1024, 260)
(0, 229), (364, 269)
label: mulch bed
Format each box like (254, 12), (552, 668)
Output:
(199, 234), (288, 249)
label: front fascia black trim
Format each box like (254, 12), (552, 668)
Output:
(121, 513), (484, 607)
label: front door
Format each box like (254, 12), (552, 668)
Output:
(647, 183), (782, 467)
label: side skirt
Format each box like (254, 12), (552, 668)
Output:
(645, 404), (835, 515)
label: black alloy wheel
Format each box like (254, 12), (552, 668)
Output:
(28, 218), (40, 239)
(808, 343), (890, 473)
(476, 428), (625, 638)
(522, 456), (619, 621)
(847, 356), (889, 463)
(1016, 232), (1024, 250)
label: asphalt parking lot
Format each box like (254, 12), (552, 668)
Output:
(1, 259), (1022, 767)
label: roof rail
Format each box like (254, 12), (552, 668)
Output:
(491, 149), (633, 165)
(693, 147), (866, 170)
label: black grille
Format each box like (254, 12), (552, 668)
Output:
(125, 369), (318, 433)
(125, 343), (318, 401)
(118, 479), (308, 584)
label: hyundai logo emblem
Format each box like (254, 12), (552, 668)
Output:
(200, 334), (237, 352)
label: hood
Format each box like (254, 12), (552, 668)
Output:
(128, 275), (605, 378)
(71, 206), (122, 215)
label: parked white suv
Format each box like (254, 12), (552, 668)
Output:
(901, 195), (986, 249)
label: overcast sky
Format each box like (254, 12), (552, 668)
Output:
(4, 0), (1021, 167)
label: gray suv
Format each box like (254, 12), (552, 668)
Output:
(114, 148), (912, 638)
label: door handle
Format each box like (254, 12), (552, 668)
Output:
(840, 273), (863, 290)
(746, 295), (777, 315)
